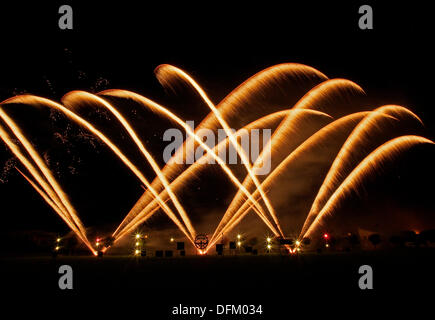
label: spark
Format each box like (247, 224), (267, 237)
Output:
(1, 64), (431, 256)
(156, 64), (285, 237)
(102, 90), (280, 240)
(63, 91), (196, 240)
(303, 135), (434, 238)
(208, 113), (367, 248)
(300, 105), (422, 237)
(2, 95), (194, 245)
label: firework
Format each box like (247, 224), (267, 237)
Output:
(1, 64), (432, 255)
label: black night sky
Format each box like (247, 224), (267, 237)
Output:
(1, 1), (434, 248)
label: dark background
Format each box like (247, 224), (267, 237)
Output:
(0, 1), (434, 317)
(1, 1), (434, 235)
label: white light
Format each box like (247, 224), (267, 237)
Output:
(135, 242), (140, 246)
(135, 249), (140, 255)
(267, 244), (272, 250)
(295, 240), (300, 246)
(237, 241), (241, 247)
(135, 234), (141, 239)
(266, 237), (271, 243)
(325, 244), (329, 248)
(237, 234), (241, 240)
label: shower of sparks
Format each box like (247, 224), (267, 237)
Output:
(0, 63), (432, 255)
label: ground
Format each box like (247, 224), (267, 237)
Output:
(1, 248), (434, 318)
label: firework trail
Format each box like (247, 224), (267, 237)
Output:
(209, 109), (334, 242)
(3, 91), (278, 247)
(0, 122), (95, 253)
(62, 91), (196, 240)
(16, 168), (96, 254)
(1, 95), (194, 245)
(102, 90), (279, 239)
(252, 79), (364, 174)
(208, 112), (369, 249)
(110, 63), (328, 237)
(1, 63), (432, 254)
(0, 108), (87, 238)
(299, 105), (423, 237)
(113, 109), (290, 241)
(156, 64), (297, 237)
(209, 79), (363, 243)
(115, 109), (330, 242)
(303, 135), (434, 239)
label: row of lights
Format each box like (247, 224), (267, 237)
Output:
(134, 233), (146, 255)
(266, 237), (272, 251)
(99, 232), (330, 256)
(56, 232), (331, 257)
(56, 232), (331, 256)
(133, 233), (175, 256)
(324, 233), (330, 248)
(237, 234), (242, 248)
(55, 237), (62, 251)
(236, 234), (274, 252)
